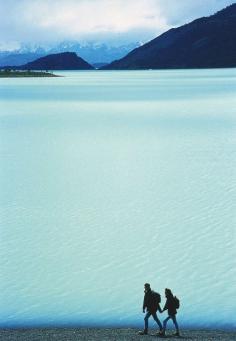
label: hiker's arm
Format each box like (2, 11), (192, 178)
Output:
(162, 302), (168, 312)
(143, 296), (146, 312)
(157, 304), (162, 313)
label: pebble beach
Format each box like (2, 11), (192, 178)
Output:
(0, 328), (235, 341)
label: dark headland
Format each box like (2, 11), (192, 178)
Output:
(0, 328), (235, 340)
(0, 70), (57, 77)
(102, 4), (236, 70)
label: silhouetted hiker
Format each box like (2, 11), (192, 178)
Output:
(160, 288), (180, 337)
(138, 283), (163, 335)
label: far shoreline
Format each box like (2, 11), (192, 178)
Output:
(0, 67), (236, 78)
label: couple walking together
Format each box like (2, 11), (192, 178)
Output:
(139, 283), (180, 337)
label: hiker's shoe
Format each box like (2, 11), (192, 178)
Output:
(159, 331), (165, 337)
(173, 331), (180, 337)
(138, 330), (148, 335)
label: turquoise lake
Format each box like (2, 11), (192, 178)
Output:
(0, 69), (236, 328)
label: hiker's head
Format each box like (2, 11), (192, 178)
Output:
(144, 283), (151, 292)
(165, 288), (172, 297)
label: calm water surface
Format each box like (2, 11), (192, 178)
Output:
(0, 70), (236, 328)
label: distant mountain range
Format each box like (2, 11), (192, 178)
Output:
(103, 4), (236, 69)
(0, 52), (44, 67)
(0, 41), (140, 67)
(11, 52), (94, 70)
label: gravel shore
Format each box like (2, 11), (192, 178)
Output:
(0, 328), (235, 340)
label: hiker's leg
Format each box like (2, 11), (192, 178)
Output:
(171, 315), (179, 333)
(144, 311), (151, 332)
(162, 316), (170, 333)
(152, 312), (163, 331)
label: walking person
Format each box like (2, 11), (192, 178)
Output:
(138, 283), (163, 335)
(160, 288), (180, 337)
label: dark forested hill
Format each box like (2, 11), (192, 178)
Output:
(17, 52), (94, 70)
(102, 4), (236, 69)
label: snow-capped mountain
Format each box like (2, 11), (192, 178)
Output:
(0, 41), (141, 67)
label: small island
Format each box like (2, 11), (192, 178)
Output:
(0, 52), (94, 77)
(0, 69), (58, 78)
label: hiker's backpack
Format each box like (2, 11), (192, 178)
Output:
(152, 291), (161, 306)
(174, 296), (180, 309)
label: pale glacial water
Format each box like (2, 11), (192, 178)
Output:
(0, 70), (236, 329)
